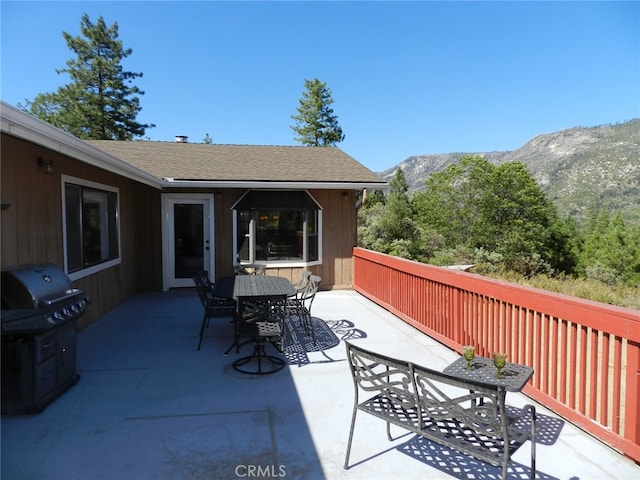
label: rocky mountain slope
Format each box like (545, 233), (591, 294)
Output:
(381, 119), (640, 224)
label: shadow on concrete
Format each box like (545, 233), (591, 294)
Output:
(283, 317), (367, 367)
(397, 434), (559, 480)
(1, 290), (327, 480)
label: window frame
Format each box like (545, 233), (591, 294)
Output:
(61, 175), (122, 280)
(232, 190), (323, 269)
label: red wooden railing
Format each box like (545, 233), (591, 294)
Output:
(353, 247), (640, 462)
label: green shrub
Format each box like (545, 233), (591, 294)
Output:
(585, 263), (619, 285)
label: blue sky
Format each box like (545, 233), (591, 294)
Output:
(2, 1), (639, 172)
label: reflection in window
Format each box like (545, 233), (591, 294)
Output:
(63, 179), (120, 273)
(234, 191), (321, 265)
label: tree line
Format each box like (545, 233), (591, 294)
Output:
(359, 156), (640, 290)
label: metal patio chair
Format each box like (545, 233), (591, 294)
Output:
(232, 296), (287, 374)
(285, 274), (321, 345)
(291, 270), (312, 295)
(193, 271), (237, 351)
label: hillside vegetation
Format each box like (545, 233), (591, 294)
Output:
(363, 145), (640, 310)
(382, 119), (640, 226)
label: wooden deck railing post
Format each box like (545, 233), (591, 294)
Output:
(625, 341), (640, 456)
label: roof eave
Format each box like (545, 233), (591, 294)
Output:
(2, 102), (388, 191)
(160, 179), (389, 190)
(1, 102), (164, 189)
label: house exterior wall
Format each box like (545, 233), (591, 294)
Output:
(168, 188), (356, 290)
(1, 133), (357, 330)
(0, 133), (162, 328)
(309, 188), (356, 289)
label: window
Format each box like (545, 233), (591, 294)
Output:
(233, 190), (321, 266)
(62, 175), (121, 278)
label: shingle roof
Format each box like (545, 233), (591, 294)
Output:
(86, 141), (385, 185)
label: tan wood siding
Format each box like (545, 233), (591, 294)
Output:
(2, 133), (358, 330)
(308, 189), (355, 289)
(0, 136), (64, 266)
(1, 134), (160, 328)
(1, 138), (19, 264)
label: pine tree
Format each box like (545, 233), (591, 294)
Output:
(376, 169), (421, 259)
(412, 156), (568, 274)
(21, 14), (153, 140)
(291, 78), (345, 146)
(381, 168), (414, 240)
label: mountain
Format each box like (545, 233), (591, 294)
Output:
(380, 119), (640, 225)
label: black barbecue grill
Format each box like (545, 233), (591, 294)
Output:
(1, 263), (88, 414)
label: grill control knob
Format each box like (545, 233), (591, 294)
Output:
(46, 315), (56, 325)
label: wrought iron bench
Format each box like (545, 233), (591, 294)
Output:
(344, 342), (537, 480)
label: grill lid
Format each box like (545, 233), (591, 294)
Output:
(1, 264), (75, 310)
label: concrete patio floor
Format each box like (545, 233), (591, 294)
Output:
(2, 288), (638, 480)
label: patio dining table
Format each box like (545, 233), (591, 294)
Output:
(214, 275), (296, 374)
(213, 274), (295, 302)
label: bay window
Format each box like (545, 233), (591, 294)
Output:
(233, 190), (321, 266)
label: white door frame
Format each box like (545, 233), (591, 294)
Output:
(161, 193), (215, 290)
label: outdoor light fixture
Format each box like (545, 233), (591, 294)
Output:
(38, 157), (54, 174)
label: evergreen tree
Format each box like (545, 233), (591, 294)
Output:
(364, 189), (386, 208)
(412, 156), (492, 247)
(477, 161), (558, 269)
(291, 78), (345, 146)
(21, 14), (153, 140)
(357, 202), (389, 253)
(412, 156), (569, 274)
(379, 168), (414, 240)
(547, 216), (581, 275)
(369, 169), (422, 258)
(580, 211), (640, 286)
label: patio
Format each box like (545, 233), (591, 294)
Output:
(2, 289), (638, 480)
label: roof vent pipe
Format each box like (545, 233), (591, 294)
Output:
(175, 135), (188, 143)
